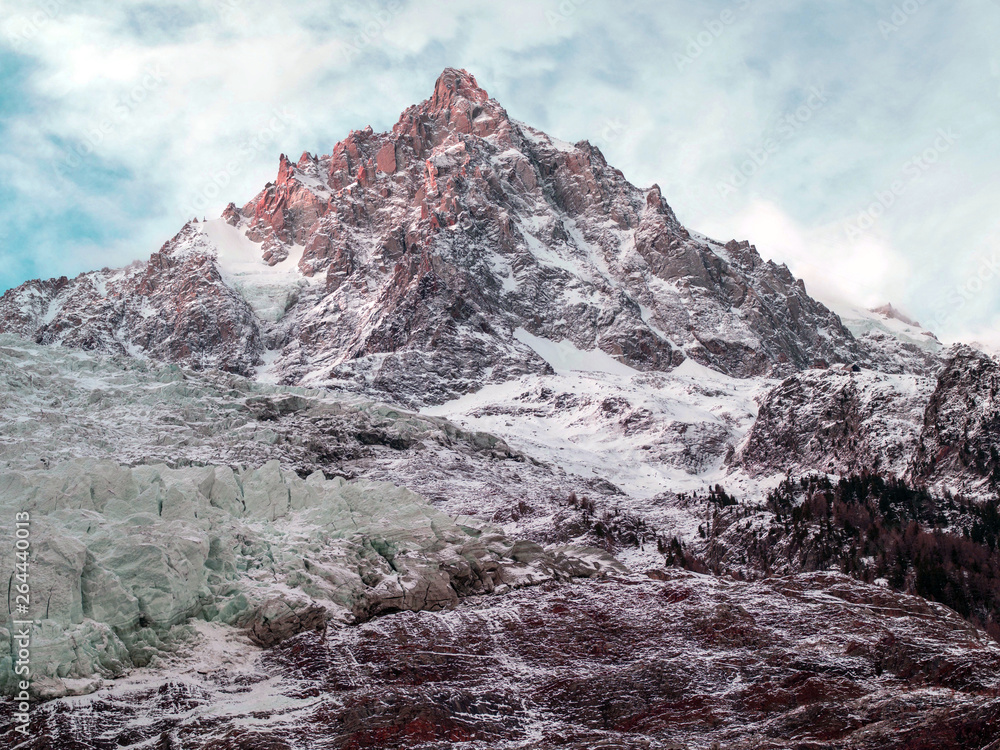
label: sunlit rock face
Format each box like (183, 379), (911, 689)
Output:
(0, 68), (881, 408)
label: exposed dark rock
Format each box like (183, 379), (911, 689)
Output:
(911, 344), (1000, 493)
(245, 600), (327, 647)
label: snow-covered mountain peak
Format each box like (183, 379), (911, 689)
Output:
(0, 69), (936, 406)
(2, 70), (1000, 750)
(871, 301), (921, 327)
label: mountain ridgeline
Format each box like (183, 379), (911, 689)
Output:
(0, 68), (893, 407)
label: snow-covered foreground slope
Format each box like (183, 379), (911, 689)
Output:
(0, 330), (995, 712)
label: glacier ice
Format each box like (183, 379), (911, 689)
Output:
(0, 457), (623, 697)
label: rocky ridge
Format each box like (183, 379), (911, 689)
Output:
(737, 344), (1000, 498)
(0, 68), (894, 408)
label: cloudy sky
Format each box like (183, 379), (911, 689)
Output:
(1, 0), (998, 343)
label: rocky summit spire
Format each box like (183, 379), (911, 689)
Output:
(431, 67), (490, 110)
(393, 66), (509, 147)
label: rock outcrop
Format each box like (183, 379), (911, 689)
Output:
(735, 368), (934, 479)
(911, 344), (1000, 493)
(735, 345), (1000, 498)
(0, 224), (262, 376)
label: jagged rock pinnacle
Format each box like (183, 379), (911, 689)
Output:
(431, 67), (490, 108)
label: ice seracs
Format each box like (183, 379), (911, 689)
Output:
(0, 456), (622, 698)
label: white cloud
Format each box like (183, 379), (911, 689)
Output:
(698, 199), (914, 312)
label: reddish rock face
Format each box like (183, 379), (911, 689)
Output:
(0, 67), (900, 405)
(375, 141), (397, 174)
(12, 572), (1000, 749)
(224, 68), (869, 404)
